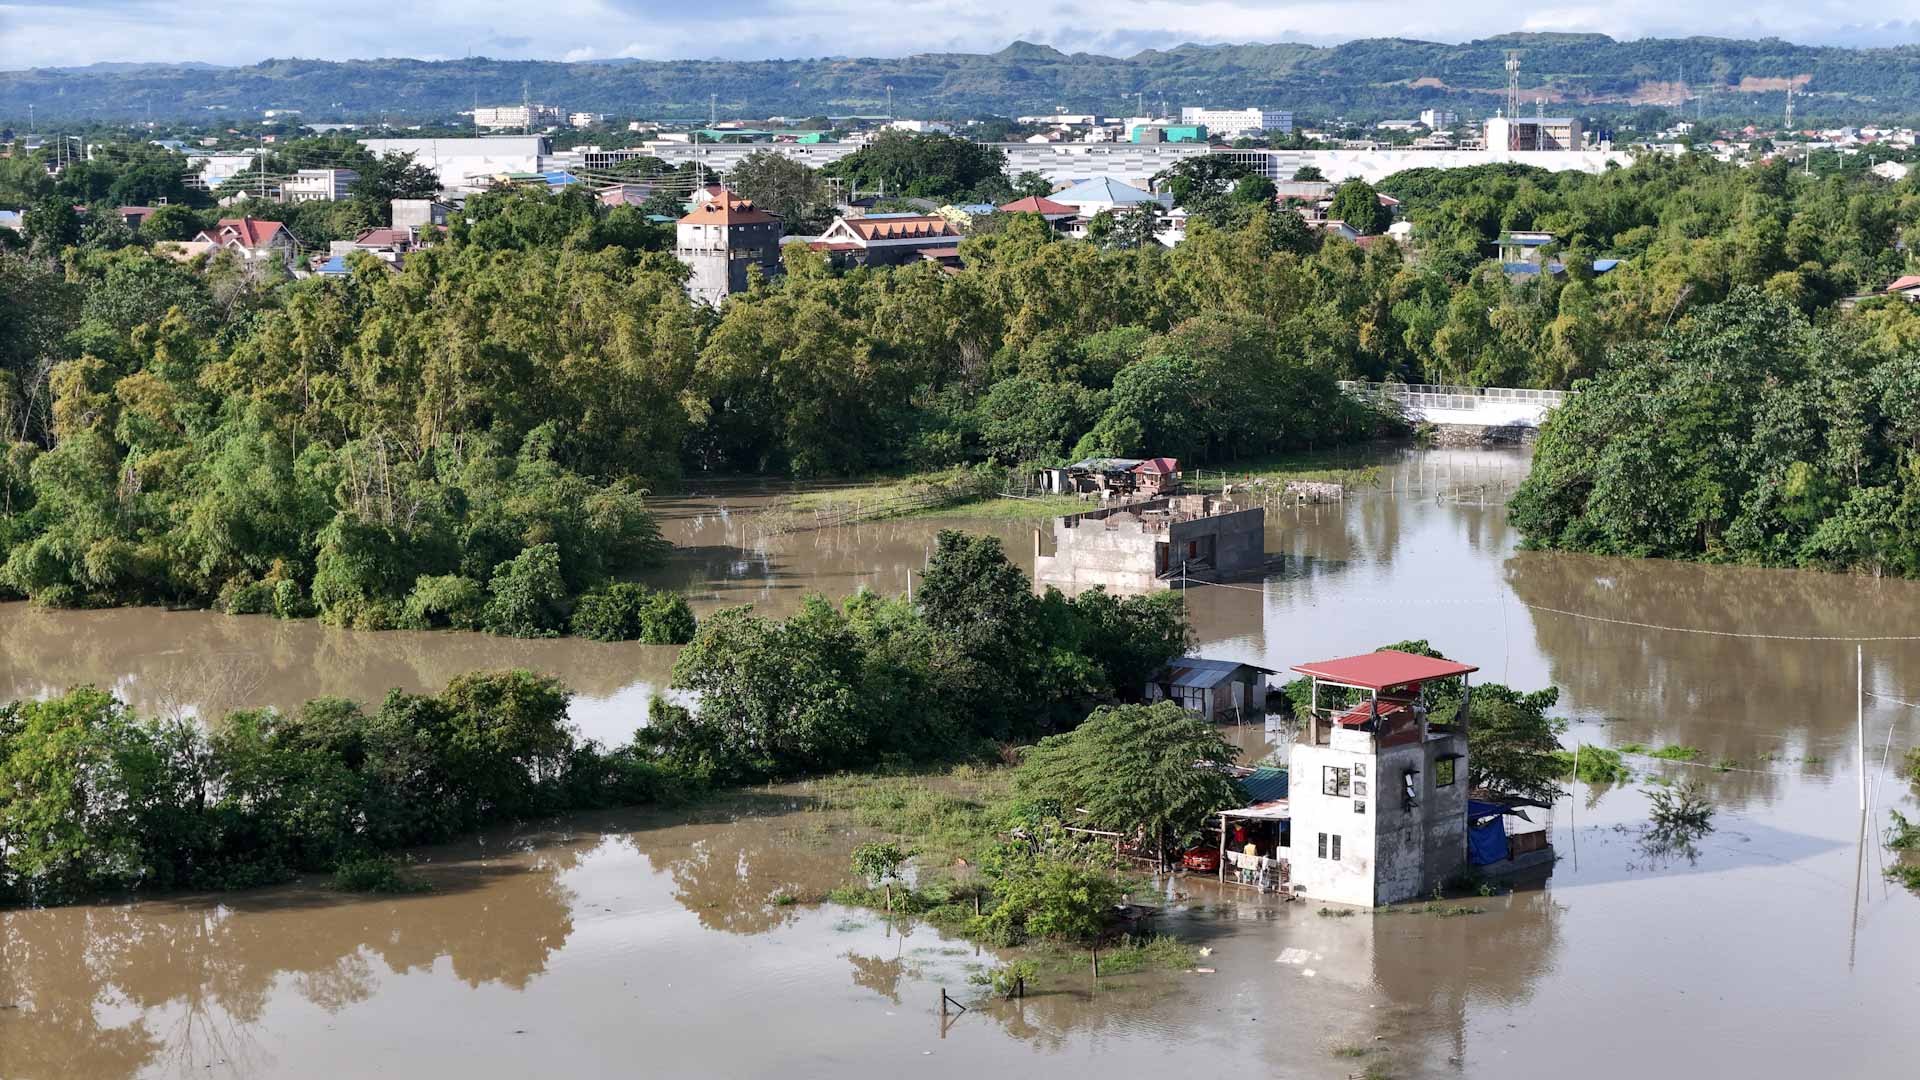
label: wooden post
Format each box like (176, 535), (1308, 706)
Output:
(1091, 946), (1099, 978)
(940, 988), (947, 1018)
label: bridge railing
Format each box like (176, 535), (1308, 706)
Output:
(1338, 381), (1572, 410)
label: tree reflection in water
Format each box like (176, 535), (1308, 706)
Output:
(0, 838), (587, 1080)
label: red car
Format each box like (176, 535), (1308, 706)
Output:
(1182, 847), (1220, 873)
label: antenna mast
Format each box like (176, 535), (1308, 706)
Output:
(1784, 81), (1794, 133)
(1504, 50), (1522, 121)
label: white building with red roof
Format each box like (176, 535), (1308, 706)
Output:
(191, 217), (298, 271)
(808, 214), (960, 269)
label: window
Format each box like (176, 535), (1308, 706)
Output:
(1352, 780), (1367, 797)
(1322, 766), (1352, 798)
(1331, 835), (1342, 861)
(1436, 757), (1457, 788)
(1354, 799), (1366, 814)
(1316, 832), (1327, 858)
(1353, 763), (1367, 778)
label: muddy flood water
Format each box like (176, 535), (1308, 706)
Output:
(2, 447), (1917, 1079)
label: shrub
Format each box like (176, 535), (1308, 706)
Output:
(971, 855), (1124, 945)
(331, 855), (431, 894)
(482, 543), (568, 637)
(221, 577), (275, 614)
(270, 578), (313, 619)
(569, 582), (697, 643)
(404, 574), (486, 630)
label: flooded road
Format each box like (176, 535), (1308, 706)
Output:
(3, 448), (1917, 1078)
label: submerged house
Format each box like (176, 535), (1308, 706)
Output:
(1146, 657), (1275, 725)
(1200, 650), (1517, 904)
(1032, 495), (1266, 592)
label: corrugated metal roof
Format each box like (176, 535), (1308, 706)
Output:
(1291, 650), (1478, 690)
(1160, 656), (1278, 688)
(1237, 767), (1289, 803)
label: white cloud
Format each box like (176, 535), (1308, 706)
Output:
(0, 0), (1915, 69)
(562, 47), (599, 63)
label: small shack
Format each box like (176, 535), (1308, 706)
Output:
(1467, 796), (1555, 875)
(1146, 656), (1275, 725)
(1038, 457), (1183, 500)
(1033, 495), (1267, 592)
(1212, 766), (1291, 890)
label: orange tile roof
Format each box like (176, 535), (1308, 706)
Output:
(847, 216), (954, 241)
(678, 188), (780, 226)
(1888, 275), (1920, 293)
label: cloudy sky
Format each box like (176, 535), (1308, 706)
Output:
(1, 0), (1915, 69)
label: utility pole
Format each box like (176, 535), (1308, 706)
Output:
(1784, 81), (1794, 134)
(885, 84), (894, 119)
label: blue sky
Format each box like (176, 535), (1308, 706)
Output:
(1, 1), (1916, 69)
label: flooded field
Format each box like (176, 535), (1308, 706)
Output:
(3, 448), (1917, 1079)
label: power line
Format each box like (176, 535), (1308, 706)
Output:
(1515, 603), (1920, 643)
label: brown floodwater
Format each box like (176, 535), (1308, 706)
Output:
(3, 448), (1917, 1079)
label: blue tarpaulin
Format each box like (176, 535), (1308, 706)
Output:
(1467, 799), (1510, 865)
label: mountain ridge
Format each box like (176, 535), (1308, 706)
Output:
(4, 33), (1916, 123)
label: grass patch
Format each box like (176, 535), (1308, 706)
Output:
(1618, 743), (1702, 762)
(1552, 746), (1631, 783)
(1317, 906), (1358, 917)
(919, 493), (1089, 521)
(771, 466), (1004, 530)
(1332, 1045), (1373, 1058)
(1087, 935), (1201, 975)
(809, 768), (1012, 869)
(331, 855), (431, 894)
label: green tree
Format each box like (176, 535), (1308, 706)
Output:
(1328, 179), (1389, 235)
(726, 150), (829, 232)
(1016, 702), (1241, 863)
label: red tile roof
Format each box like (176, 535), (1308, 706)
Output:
(1887, 275), (1920, 293)
(1132, 456), (1179, 475)
(1291, 650), (1478, 690)
(999, 195), (1076, 216)
(194, 217), (288, 249)
(353, 227), (412, 247)
(678, 188), (780, 226)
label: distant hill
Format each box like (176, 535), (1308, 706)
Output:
(5, 34), (1918, 124)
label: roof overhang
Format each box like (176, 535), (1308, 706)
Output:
(1290, 650), (1478, 690)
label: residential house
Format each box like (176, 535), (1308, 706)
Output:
(1145, 657), (1275, 725)
(116, 206), (156, 230)
(997, 194), (1078, 229)
(597, 183), (655, 208)
(190, 217), (298, 270)
(1887, 275), (1920, 302)
(1497, 230), (1555, 268)
(391, 199), (452, 230)
(808, 214), (960, 268)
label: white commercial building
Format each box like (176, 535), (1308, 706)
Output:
(280, 168), (358, 203)
(358, 136), (549, 194)
(473, 104), (566, 130)
(189, 152), (257, 190)
(1419, 109), (1459, 130)
(1180, 107), (1293, 136)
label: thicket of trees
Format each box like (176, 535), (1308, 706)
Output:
(4, 142), (1918, 617)
(645, 530), (1191, 780)
(1511, 286), (1920, 577)
(0, 670), (682, 905)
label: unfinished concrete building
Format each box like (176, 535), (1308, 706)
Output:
(1032, 496), (1266, 592)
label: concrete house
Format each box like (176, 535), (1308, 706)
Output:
(674, 188), (784, 306)
(1284, 651), (1476, 907)
(1033, 495), (1266, 592)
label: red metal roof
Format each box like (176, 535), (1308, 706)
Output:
(1291, 650), (1478, 690)
(1132, 456), (1179, 475)
(999, 195), (1076, 216)
(1887, 275), (1920, 293)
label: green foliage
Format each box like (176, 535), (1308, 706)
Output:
(822, 132), (1009, 200)
(404, 574), (486, 630)
(331, 855), (431, 894)
(1886, 809), (1920, 851)
(1551, 745), (1631, 783)
(0, 673), (685, 906)
(1328, 179), (1389, 235)
(1900, 747), (1920, 785)
(481, 543), (569, 638)
(1016, 702), (1241, 859)
(1512, 287), (1920, 576)
(1642, 779), (1715, 862)
(969, 851), (1125, 945)
(648, 530), (1194, 781)
(850, 841), (912, 887)
(569, 582), (697, 643)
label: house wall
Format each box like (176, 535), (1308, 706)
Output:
(1168, 506), (1266, 577)
(1288, 730), (1469, 906)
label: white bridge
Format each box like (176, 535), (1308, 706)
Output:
(1339, 382), (1572, 429)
